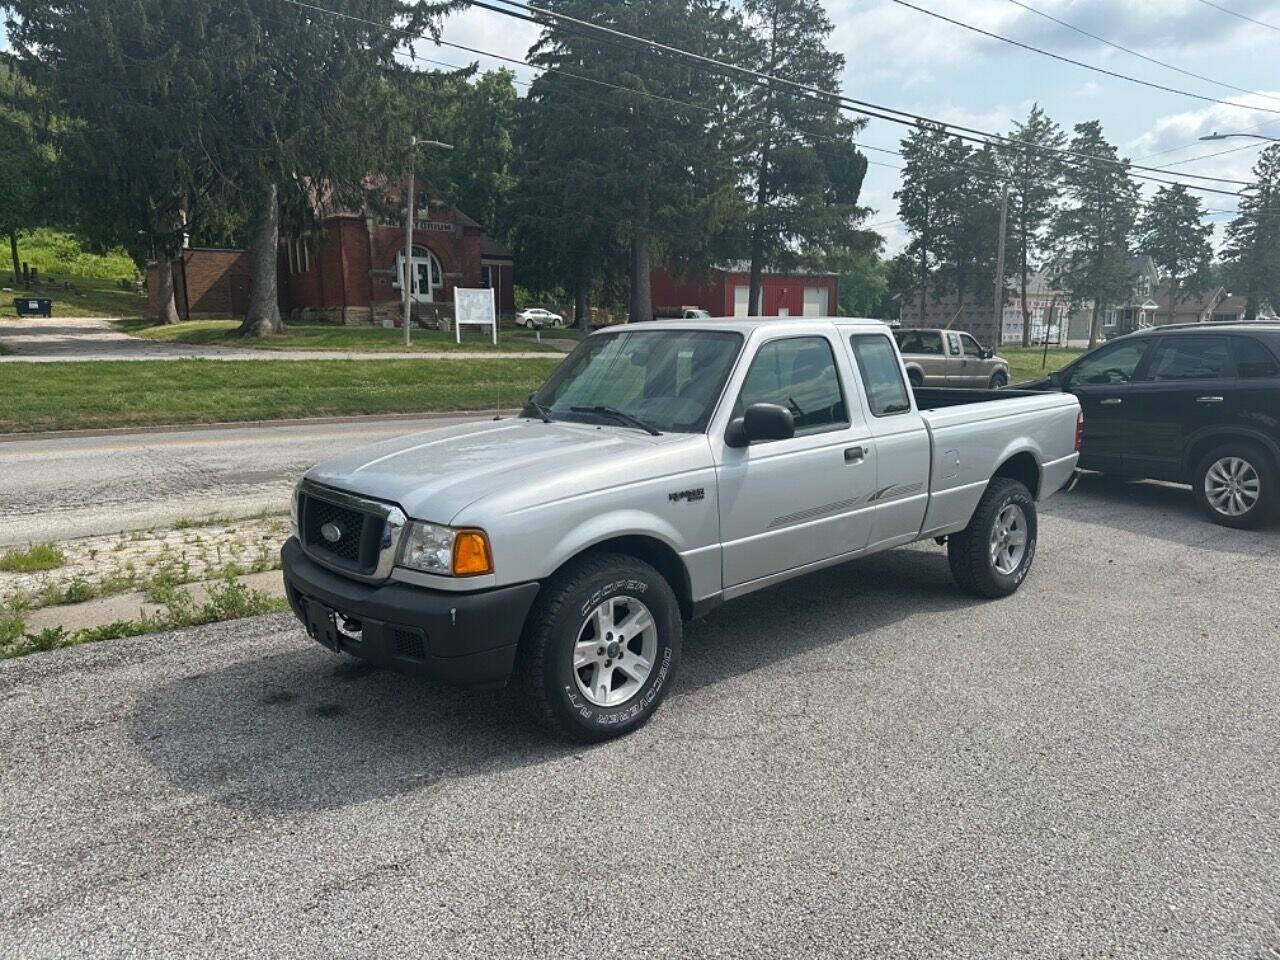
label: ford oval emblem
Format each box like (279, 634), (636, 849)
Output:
(320, 522), (343, 543)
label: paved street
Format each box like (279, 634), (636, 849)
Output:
(0, 317), (553, 362)
(0, 415), (484, 545)
(1, 478), (1277, 959)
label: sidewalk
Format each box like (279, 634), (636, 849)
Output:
(0, 316), (555, 362)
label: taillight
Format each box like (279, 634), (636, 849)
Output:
(1075, 410), (1084, 452)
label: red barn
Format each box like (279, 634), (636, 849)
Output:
(650, 263), (838, 318)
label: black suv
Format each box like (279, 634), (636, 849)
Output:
(1026, 322), (1280, 528)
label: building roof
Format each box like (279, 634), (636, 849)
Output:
(480, 236), (513, 260)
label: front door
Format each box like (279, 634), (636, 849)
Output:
(1061, 339), (1154, 474)
(1124, 335), (1235, 481)
(397, 246), (441, 303)
(959, 333), (988, 387)
(715, 334), (876, 589)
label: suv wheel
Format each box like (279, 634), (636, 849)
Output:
(907, 369), (923, 389)
(1194, 442), (1277, 529)
(989, 370), (1008, 389)
(947, 477), (1038, 598)
(517, 553), (682, 742)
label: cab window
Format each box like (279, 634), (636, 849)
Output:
(1065, 341), (1150, 388)
(947, 332), (962, 356)
(960, 334), (984, 359)
(1231, 337), (1280, 379)
(1147, 336), (1231, 381)
(851, 335), (912, 417)
(735, 337), (848, 434)
(894, 330), (943, 355)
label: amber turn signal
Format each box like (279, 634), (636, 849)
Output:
(452, 530), (493, 576)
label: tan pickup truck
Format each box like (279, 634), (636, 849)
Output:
(893, 328), (1010, 389)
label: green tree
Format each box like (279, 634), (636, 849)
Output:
(1224, 145), (1280, 321)
(739, 0), (868, 314)
(814, 230), (886, 317)
(1138, 183), (1213, 324)
(997, 104), (1066, 347)
(937, 144), (1002, 326)
(520, 0), (744, 324)
(1049, 121), (1140, 348)
(895, 122), (970, 321)
(0, 65), (55, 283)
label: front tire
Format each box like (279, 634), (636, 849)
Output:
(948, 477), (1038, 598)
(1194, 442), (1276, 529)
(516, 553), (682, 742)
(907, 369), (923, 390)
(989, 370), (1008, 389)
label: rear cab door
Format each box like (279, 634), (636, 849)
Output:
(711, 324), (878, 592)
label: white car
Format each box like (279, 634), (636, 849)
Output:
(515, 308), (563, 329)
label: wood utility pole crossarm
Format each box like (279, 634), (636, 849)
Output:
(402, 137), (454, 347)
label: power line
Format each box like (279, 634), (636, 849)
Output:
(890, 0), (1280, 117)
(282, 0), (1256, 198)
(1005, 0), (1280, 106)
(1192, 0), (1280, 34)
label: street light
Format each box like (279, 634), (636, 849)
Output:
(403, 137), (454, 347)
(1199, 131), (1280, 143)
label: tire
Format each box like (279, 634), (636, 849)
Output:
(516, 553), (682, 742)
(948, 477), (1038, 598)
(988, 370), (1008, 389)
(907, 369), (923, 389)
(1193, 441), (1277, 529)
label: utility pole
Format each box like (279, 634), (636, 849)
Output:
(402, 137), (454, 347)
(992, 180), (1009, 346)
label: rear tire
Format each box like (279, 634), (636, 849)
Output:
(1193, 441), (1277, 529)
(948, 478), (1038, 598)
(516, 553), (682, 742)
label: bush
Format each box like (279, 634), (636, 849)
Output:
(14, 228), (136, 281)
(0, 542), (66, 573)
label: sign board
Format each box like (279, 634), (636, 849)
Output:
(454, 287), (497, 345)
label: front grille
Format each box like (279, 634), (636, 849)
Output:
(392, 627), (426, 661)
(300, 491), (384, 574)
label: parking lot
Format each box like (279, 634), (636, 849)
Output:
(2, 475), (1277, 959)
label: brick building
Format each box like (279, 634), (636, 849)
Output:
(147, 180), (513, 325)
(651, 263), (838, 318)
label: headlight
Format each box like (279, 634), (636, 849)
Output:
(398, 522), (493, 576)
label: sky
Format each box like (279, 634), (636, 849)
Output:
(5, 0), (1279, 255)
(421, 0), (1280, 254)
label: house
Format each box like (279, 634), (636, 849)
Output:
(897, 271), (1093, 346)
(650, 263), (838, 319)
(147, 178), (514, 325)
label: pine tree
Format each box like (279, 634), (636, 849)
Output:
(895, 123), (969, 322)
(997, 104), (1066, 347)
(739, 0), (868, 314)
(1049, 121), (1140, 348)
(1224, 144), (1280, 321)
(1137, 184), (1213, 324)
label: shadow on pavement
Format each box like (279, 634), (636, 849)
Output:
(130, 546), (972, 814)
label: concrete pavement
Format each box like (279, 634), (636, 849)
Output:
(0, 316), (555, 362)
(0, 414), (484, 545)
(1, 478), (1277, 958)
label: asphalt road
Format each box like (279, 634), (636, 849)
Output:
(2, 477), (1278, 959)
(0, 415), (483, 545)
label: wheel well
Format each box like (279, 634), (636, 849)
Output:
(993, 451), (1040, 498)
(559, 535), (694, 620)
(1184, 432), (1278, 478)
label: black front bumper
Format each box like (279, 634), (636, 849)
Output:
(281, 538), (540, 687)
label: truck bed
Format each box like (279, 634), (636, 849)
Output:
(912, 386), (1047, 410)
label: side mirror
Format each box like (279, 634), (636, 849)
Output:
(726, 403), (796, 447)
(983, 348), (995, 360)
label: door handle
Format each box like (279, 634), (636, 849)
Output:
(1196, 396), (1224, 404)
(1099, 398), (1122, 406)
(844, 446), (866, 464)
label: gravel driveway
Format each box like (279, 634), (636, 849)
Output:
(1, 478), (1277, 959)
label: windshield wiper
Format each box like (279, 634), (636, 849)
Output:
(569, 405), (662, 436)
(524, 396), (553, 423)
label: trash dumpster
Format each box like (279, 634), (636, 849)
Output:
(13, 298), (52, 318)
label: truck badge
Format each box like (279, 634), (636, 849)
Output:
(668, 488), (705, 504)
(320, 522), (343, 543)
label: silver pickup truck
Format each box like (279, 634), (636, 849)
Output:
(282, 318), (1081, 740)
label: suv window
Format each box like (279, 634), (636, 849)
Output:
(894, 330), (944, 355)
(850, 335), (912, 417)
(1147, 336), (1231, 381)
(1232, 336), (1280, 379)
(736, 336), (848, 434)
(1065, 341), (1150, 387)
(960, 334), (984, 359)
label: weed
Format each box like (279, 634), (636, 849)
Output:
(0, 542), (67, 573)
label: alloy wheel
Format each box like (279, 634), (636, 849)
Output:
(1204, 456), (1261, 518)
(989, 503), (1028, 575)
(572, 596), (658, 708)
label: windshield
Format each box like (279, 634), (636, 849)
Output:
(529, 329), (743, 434)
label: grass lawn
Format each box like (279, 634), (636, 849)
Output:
(113, 317), (581, 353)
(1001, 346), (1084, 383)
(0, 357), (562, 433)
(3, 275), (148, 319)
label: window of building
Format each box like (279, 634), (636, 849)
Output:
(735, 336), (848, 434)
(851, 334), (911, 417)
(1231, 337), (1280, 379)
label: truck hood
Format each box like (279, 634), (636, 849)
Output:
(305, 417), (676, 523)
